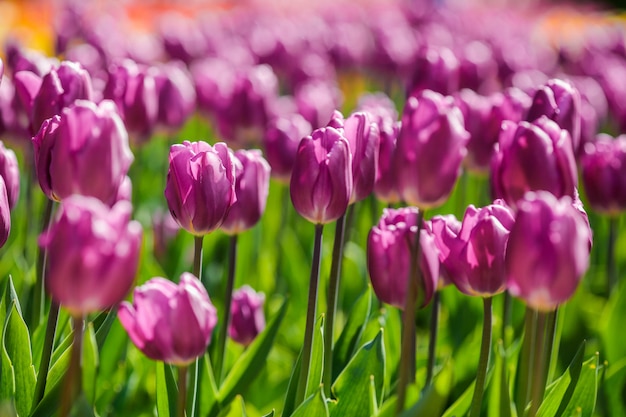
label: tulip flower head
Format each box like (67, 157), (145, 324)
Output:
(0, 178), (10, 248)
(367, 207), (439, 309)
(263, 112), (312, 182)
(221, 149), (271, 234)
(39, 195), (142, 316)
(119, 273), (217, 365)
(32, 99), (134, 204)
(290, 127), (352, 224)
(165, 141), (237, 235)
(229, 286), (266, 346)
(0, 141), (20, 209)
(343, 111), (380, 203)
(505, 191), (591, 311)
(395, 90), (469, 208)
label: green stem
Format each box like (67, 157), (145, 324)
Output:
(469, 297), (493, 417)
(396, 209), (425, 415)
(186, 236), (203, 417)
(214, 234), (238, 384)
(177, 366), (188, 417)
(323, 213), (347, 396)
(295, 224), (324, 406)
(425, 290), (440, 387)
(529, 311), (548, 417)
(501, 291), (512, 347)
(607, 216), (618, 294)
(516, 307), (536, 416)
(543, 308), (558, 387)
(33, 199), (54, 329)
(59, 315), (84, 417)
(31, 300), (60, 409)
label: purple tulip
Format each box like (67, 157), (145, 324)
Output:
(6, 43), (56, 76)
(119, 272), (217, 365)
(367, 207), (439, 309)
(406, 46), (460, 97)
(39, 195), (142, 316)
(31, 61), (94, 134)
(395, 90), (469, 208)
(491, 116), (577, 208)
(295, 80), (343, 129)
(0, 59), (3, 85)
(32, 100), (134, 204)
(228, 285), (266, 346)
(428, 214), (462, 288)
(0, 76), (31, 142)
(151, 61), (196, 131)
(165, 141), (237, 235)
(290, 127), (352, 224)
(103, 59), (158, 144)
(343, 111), (380, 203)
(446, 201), (515, 296)
(111, 176), (132, 206)
(454, 89), (493, 172)
(505, 191), (591, 311)
(526, 79), (582, 156)
(0, 178), (10, 248)
(355, 93), (398, 128)
(581, 134), (626, 215)
(263, 112), (312, 182)
(0, 141), (20, 209)
(221, 150), (271, 234)
(374, 120), (401, 204)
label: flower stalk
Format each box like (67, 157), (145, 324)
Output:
(469, 296), (493, 417)
(214, 234), (238, 383)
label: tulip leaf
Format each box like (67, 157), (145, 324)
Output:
(82, 323), (99, 405)
(441, 379), (475, 417)
(603, 356), (626, 416)
(156, 362), (178, 417)
(330, 329), (384, 416)
(558, 353), (600, 417)
(399, 359), (452, 417)
(306, 315), (325, 399)
(198, 353), (219, 417)
(29, 378), (63, 417)
(291, 387), (329, 417)
(537, 341), (585, 417)
(4, 302), (36, 417)
(282, 348), (302, 417)
(487, 340), (514, 417)
(601, 279), (626, 364)
(0, 280), (15, 404)
(44, 338), (71, 396)
(217, 395), (247, 417)
(261, 410), (275, 417)
(217, 299), (287, 406)
(332, 286), (372, 380)
(94, 307), (120, 350)
(69, 393), (96, 417)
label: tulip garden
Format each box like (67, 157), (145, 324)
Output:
(1, 0), (626, 416)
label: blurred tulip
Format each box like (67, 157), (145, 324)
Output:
(395, 90), (469, 208)
(0, 141), (20, 209)
(374, 120), (401, 204)
(356, 92), (398, 127)
(165, 141), (237, 235)
(295, 80), (343, 129)
(118, 272), (217, 365)
(491, 116), (577, 207)
(151, 61), (196, 131)
(221, 150), (271, 234)
(32, 100), (134, 204)
(581, 134), (626, 215)
(152, 208), (181, 265)
(0, 178), (10, 248)
(6, 43), (56, 76)
(367, 207), (439, 309)
(263, 112), (312, 182)
(343, 111), (380, 203)
(407, 46), (460, 96)
(427, 214), (461, 287)
(526, 79), (582, 156)
(39, 195), (142, 316)
(228, 285), (266, 346)
(505, 191), (591, 311)
(290, 127), (352, 224)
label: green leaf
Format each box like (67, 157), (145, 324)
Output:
(44, 338), (71, 396)
(601, 277), (626, 364)
(29, 378), (62, 417)
(4, 302), (36, 417)
(488, 340), (513, 417)
(332, 286), (372, 380)
(604, 356), (626, 416)
(1, 317), (15, 404)
(282, 349), (302, 417)
(399, 359), (452, 417)
(218, 300), (287, 405)
(306, 315), (325, 399)
(69, 393), (96, 417)
(261, 410), (275, 417)
(198, 353), (219, 417)
(558, 353), (600, 417)
(94, 308), (119, 350)
(82, 323), (99, 405)
(442, 380), (474, 417)
(156, 362), (178, 417)
(292, 387), (329, 417)
(217, 395), (247, 417)
(537, 341), (585, 417)
(330, 330), (385, 416)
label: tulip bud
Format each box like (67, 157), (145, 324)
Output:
(505, 191), (591, 311)
(526, 79), (582, 155)
(39, 195), (142, 316)
(374, 120), (401, 204)
(367, 207), (439, 309)
(228, 286), (266, 346)
(118, 272), (217, 365)
(581, 134), (626, 215)
(0, 178), (10, 248)
(428, 214), (461, 287)
(152, 61), (196, 131)
(446, 201), (515, 296)
(165, 141), (237, 235)
(491, 116), (577, 207)
(221, 150), (271, 234)
(343, 111), (380, 203)
(32, 100), (134, 204)
(295, 80), (343, 129)
(0, 141), (20, 209)
(407, 46), (460, 96)
(454, 89), (493, 172)
(263, 112), (312, 182)
(290, 127), (352, 224)
(395, 90), (469, 208)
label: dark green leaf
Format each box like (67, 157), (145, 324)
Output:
(400, 359), (452, 417)
(292, 387), (329, 417)
(603, 356), (626, 416)
(281, 349), (302, 417)
(559, 353), (600, 417)
(306, 315), (324, 399)
(82, 323), (99, 405)
(156, 362), (178, 417)
(216, 395), (247, 417)
(261, 409), (275, 417)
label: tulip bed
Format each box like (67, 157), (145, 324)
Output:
(1, 1), (626, 417)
